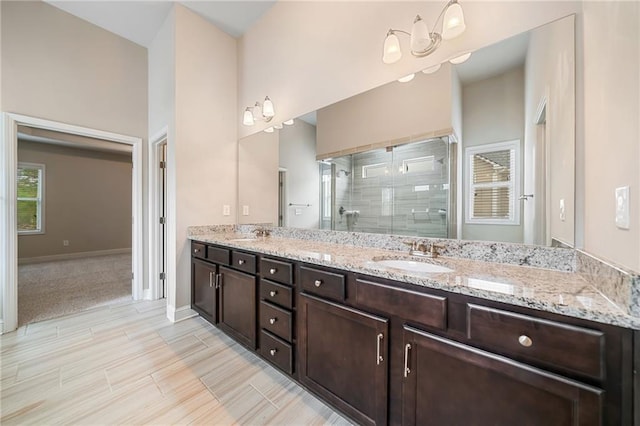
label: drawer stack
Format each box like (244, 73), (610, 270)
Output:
(259, 257), (295, 374)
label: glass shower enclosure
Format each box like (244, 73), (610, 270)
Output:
(319, 137), (457, 238)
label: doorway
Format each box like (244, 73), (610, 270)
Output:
(1, 113), (144, 333)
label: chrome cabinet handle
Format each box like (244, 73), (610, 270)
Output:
(269, 290), (277, 297)
(194, 248), (200, 254)
(270, 349), (277, 356)
(518, 335), (533, 347)
(314, 280), (322, 287)
(376, 333), (384, 365)
(403, 343), (412, 377)
(269, 268), (277, 274)
(209, 271), (213, 288)
(215, 273), (220, 289)
(269, 318), (277, 325)
(238, 259), (245, 265)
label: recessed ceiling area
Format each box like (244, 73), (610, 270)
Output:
(44, 1), (277, 47)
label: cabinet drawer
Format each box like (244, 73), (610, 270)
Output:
(260, 301), (293, 342)
(300, 266), (345, 301)
(260, 258), (293, 285)
(231, 251), (256, 274)
(192, 242), (206, 260)
(355, 278), (447, 331)
(467, 304), (605, 380)
(206, 246), (230, 265)
(260, 279), (293, 309)
(260, 330), (293, 375)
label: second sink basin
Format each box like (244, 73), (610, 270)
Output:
(373, 259), (454, 274)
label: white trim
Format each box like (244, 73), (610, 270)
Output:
(465, 140), (521, 225)
(18, 248), (132, 265)
(166, 304), (198, 323)
(1, 112), (144, 333)
(148, 127), (168, 302)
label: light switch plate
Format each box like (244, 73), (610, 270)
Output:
(615, 186), (630, 229)
(295, 208), (302, 216)
(223, 205), (231, 216)
(242, 205), (249, 216)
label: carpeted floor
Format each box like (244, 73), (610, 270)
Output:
(18, 254), (132, 326)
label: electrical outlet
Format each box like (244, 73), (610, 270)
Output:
(242, 205), (249, 216)
(223, 205), (231, 216)
(615, 186), (630, 229)
(559, 199), (565, 222)
(63, 240), (69, 246)
(295, 208), (302, 216)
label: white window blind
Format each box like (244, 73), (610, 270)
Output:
(466, 141), (519, 225)
(17, 162), (45, 234)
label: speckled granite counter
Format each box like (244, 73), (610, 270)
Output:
(188, 227), (640, 330)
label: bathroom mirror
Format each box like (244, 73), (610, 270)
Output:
(238, 15), (575, 247)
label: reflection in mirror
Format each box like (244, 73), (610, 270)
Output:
(238, 15), (575, 247)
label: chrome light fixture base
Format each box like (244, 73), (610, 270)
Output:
(411, 32), (441, 58)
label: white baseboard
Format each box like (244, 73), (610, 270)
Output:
(142, 288), (152, 300)
(166, 304), (198, 323)
(18, 248), (132, 265)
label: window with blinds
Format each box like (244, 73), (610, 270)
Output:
(465, 141), (519, 225)
(17, 163), (45, 234)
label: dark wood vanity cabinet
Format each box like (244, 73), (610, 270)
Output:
(191, 258), (218, 321)
(402, 325), (602, 426)
(299, 292), (389, 426)
(218, 265), (257, 349)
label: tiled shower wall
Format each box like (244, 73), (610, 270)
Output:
(332, 138), (450, 237)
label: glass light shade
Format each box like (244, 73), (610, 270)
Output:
(410, 15), (431, 54)
(422, 63), (442, 74)
(442, 2), (466, 40)
(264, 127), (274, 133)
(243, 107), (255, 126)
(449, 52), (471, 64)
(283, 119), (295, 125)
(382, 32), (402, 64)
(262, 96), (275, 118)
(397, 73), (415, 83)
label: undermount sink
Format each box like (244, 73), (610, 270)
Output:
(227, 237), (258, 242)
(373, 259), (454, 274)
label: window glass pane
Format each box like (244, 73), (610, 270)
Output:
(473, 149), (511, 184)
(18, 200), (39, 231)
(17, 168), (40, 198)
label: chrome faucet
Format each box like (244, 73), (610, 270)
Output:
(403, 241), (444, 258)
(254, 227), (270, 237)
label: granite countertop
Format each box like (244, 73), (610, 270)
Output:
(189, 231), (639, 330)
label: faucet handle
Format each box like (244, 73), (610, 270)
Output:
(429, 243), (445, 257)
(403, 240), (417, 250)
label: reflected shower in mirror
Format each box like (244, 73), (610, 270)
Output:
(238, 14), (575, 247)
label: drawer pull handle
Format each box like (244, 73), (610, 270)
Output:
(209, 271), (213, 288)
(403, 343), (412, 377)
(518, 335), (533, 347)
(269, 268), (277, 274)
(269, 290), (277, 297)
(269, 318), (277, 325)
(238, 259), (245, 265)
(376, 333), (384, 365)
(314, 280), (322, 287)
(194, 248), (200, 253)
(270, 349), (277, 356)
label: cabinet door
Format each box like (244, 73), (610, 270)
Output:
(299, 293), (388, 426)
(402, 325), (603, 426)
(191, 258), (217, 321)
(219, 266), (257, 349)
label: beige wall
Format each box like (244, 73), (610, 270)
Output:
(17, 140), (132, 259)
(582, 1), (639, 272)
(461, 67), (525, 243)
(238, 131), (279, 225)
(316, 64), (453, 158)
(238, 1), (581, 139)
(174, 5), (238, 309)
(279, 120), (319, 229)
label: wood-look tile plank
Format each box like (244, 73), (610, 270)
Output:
(0, 369), (61, 423)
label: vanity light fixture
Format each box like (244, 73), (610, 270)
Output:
(449, 52), (472, 64)
(242, 96), (275, 126)
(382, 0), (466, 64)
(274, 123), (284, 130)
(397, 73), (416, 83)
(422, 63), (442, 74)
(264, 127), (275, 133)
(283, 119), (294, 126)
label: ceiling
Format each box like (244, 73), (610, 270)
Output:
(45, 1), (277, 47)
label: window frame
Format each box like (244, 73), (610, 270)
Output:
(465, 140), (520, 225)
(17, 162), (45, 235)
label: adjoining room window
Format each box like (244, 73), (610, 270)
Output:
(17, 162), (45, 234)
(465, 141), (519, 225)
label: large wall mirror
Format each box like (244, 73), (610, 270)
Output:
(238, 15), (575, 248)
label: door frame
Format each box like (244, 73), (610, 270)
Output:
(1, 112), (144, 333)
(148, 127), (169, 301)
